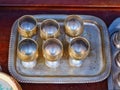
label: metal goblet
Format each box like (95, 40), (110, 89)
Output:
(40, 19), (60, 40)
(64, 15), (84, 43)
(18, 15), (37, 38)
(69, 37), (90, 67)
(42, 38), (63, 68)
(17, 39), (38, 68)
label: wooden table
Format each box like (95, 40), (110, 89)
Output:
(0, 1), (120, 89)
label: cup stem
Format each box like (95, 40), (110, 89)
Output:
(45, 59), (60, 68)
(69, 58), (83, 67)
(21, 60), (37, 68)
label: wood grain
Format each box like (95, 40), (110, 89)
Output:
(0, 0), (120, 8)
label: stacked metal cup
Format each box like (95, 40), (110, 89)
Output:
(116, 52), (120, 68)
(17, 15), (38, 68)
(64, 15), (90, 67)
(113, 31), (120, 86)
(40, 19), (63, 68)
(116, 52), (120, 87)
(113, 31), (120, 49)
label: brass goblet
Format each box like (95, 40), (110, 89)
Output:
(42, 38), (63, 68)
(18, 15), (37, 38)
(40, 19), (60, 40)
(64, 15), (84, 43)
(69, 37), (90, 67)
(17, 38), (38, 68)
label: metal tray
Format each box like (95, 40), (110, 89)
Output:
(8, 15), (111, 83)
(108, 18), (120, 90)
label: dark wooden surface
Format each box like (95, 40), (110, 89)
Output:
(0, 7), (119, 90)
(0, 0), (120, 7)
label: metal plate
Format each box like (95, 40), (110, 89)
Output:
(108, 18), (120, 90)
(0, 72), (22, 90)
(8, 15), (111, 83)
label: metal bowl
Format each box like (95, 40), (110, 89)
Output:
(42, 38), (63, 61)
(116, 52), (120, 67)
(0, 72), (22, 90)
(40, 19), (60, 40)
(18, 15), (37, 38)
(116, 73), (120, 87)
(69, 37), (90, 60)
(64, 15), (84, 37)
(17, 39), (38, 62)
(113, 31), (120, 49)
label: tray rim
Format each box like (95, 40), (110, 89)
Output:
(8, 14), (111, 83)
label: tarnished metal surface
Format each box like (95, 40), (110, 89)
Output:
(108, 18), (120, 90)
(8, 15), (111, 83)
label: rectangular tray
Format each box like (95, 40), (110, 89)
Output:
(108, 18), (120, 90)
(8, 14), (111, 83)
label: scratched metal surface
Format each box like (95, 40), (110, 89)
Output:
(8, 15), (111, 83)
(108, 18), (120, 90)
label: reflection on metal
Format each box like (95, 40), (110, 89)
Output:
(108, 18), (120, 90)
(42, 38), (63, 68)
(18, 15), (37, 38)
(113, 31), (120, 49)
(69, 37), (90, 67)
(8, 15), (111, 83)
